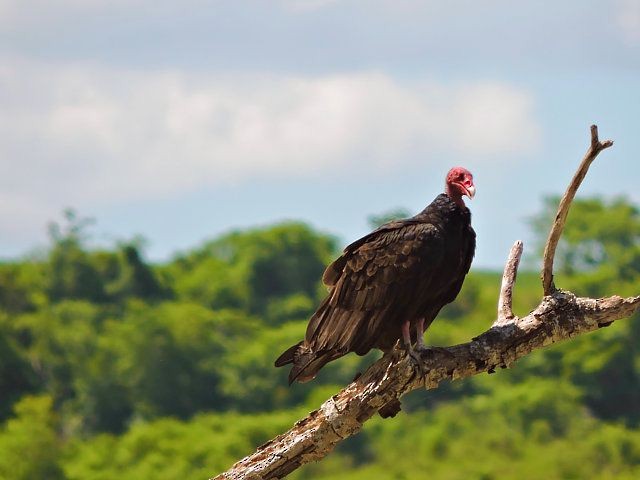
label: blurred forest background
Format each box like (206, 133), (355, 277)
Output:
(1, 195), (640, 480)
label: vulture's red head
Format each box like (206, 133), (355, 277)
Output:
(445, 167), (475, 207)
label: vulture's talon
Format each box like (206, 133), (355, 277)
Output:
(406, 346), (427, 376)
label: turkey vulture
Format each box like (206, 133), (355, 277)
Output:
(275, 167), (476, 384)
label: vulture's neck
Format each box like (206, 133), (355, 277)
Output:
(444, 187), (465, 209)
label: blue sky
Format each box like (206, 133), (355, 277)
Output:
(1, 0), (639, 268)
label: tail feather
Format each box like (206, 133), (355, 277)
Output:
(274, 342), (301, 367)
(287, 349), (338, 385)
(275, 341), (341, 385)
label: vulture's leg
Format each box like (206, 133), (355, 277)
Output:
(401, 320), (412, 348)
(402, 319), (425, 373)
(414, 318), (454, 360)
(415, 318), (426, 349)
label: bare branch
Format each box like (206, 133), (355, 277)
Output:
(214, 292), (640, 480)
(495, 240), (523, 325)
(541, 125), (614, 295)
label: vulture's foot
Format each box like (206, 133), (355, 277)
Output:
(403, 345), (427, 377)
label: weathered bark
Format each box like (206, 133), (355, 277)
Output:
(213, 125), (631, 480)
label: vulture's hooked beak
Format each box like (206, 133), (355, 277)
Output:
(465, 185), (476, 199)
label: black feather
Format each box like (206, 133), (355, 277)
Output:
(274, 341), (302, 367)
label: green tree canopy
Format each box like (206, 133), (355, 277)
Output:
(167, 222), (337, 320)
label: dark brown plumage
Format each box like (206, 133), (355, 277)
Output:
(275, 167), (476, 384)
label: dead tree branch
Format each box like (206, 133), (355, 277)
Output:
(541, 125), (613, 295)
(213, 125), (632, 480)
(496, 240), (523, 325)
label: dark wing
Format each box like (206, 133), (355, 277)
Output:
(306, 220), (446, 356)
(440, 222), (476, 305)
(321, 219), (418, 287)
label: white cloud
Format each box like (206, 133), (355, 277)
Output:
(281, 0), (341, 12)
(616, 0), (640, 44)
(0, 58), (540, 243)
(0, 0), (132, 24)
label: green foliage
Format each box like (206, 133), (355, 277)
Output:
(0, 262), (42, 313)
(167, 221), (337, 318)
(62, 410), (303, 480)
(0, 312), (38, 420)
(219, 320), (308, 411)
(105, 244), (168, 302)
(47, 238), (107, 303)
(530, 196), (640, 425)
(97, 303), (253, 421)
(45, 210), (167, 305)
(17, 301), (105, 408)
(0, 201), (639, 479)
(531, 196), (640, 295)
(0, 395), (64, 480)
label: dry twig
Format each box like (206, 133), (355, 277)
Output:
(495, 240), (523, 325)
(541, 125), (613, 295)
